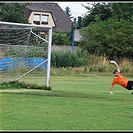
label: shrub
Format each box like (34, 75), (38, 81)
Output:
(52, 31), (71, 45)
(51, 50), (88, 68)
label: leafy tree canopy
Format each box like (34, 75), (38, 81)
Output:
(82, 2), (133, 27)
(82, 2), (112, 27)
(0, 3), (28, 23)
(111, 3), (133, 22)
(80, 18), (133, 60)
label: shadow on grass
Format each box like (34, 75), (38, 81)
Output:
(1, 89), (131, 103)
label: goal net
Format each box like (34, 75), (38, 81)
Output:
(0, 21), (52, 88)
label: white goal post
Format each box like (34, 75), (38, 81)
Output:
(0, 21), (52, 88)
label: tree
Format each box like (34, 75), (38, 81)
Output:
(77, 16), (82, 29)
(111, 3), (133, 22)
(80, 18), (133, 60)
(81, 2), (133, 27)
(52, 30), (71, 46)
(0, 3), (28, 23)
(82, 2), (112, 27)
(64, 6), (72, 18)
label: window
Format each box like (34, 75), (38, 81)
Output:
(33, 14), (48, 25)
(42, 15), (48, 24)
(33, 14), (40, 25)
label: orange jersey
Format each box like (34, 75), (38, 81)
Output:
(111, 72), (128, 88)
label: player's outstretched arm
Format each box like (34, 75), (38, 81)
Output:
(110, 60), (120, 72)
(110, 85), (114, 94)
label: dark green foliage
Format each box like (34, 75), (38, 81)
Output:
(0, 3), (28, 23)
(0, 81), (22, 89)
(82, 2), (112, 26)
(80, 2), (133, 60)
(82, 2), (133, 27)
(64, 6), (72, 18)
(52, 31), (71, 45)
(111, 3), (133, 22)
(51, 50), (88, 68)
(0, 81), (51, 90)
(80, 18), (133, 60)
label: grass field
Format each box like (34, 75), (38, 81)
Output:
(0, 74), (133, 131)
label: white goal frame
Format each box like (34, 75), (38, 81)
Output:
(0, 21), (53, 88)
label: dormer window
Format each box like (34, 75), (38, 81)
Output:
(33, 14), (40, 25)
(42, 15), (48, 24)
(33, 14), (48, 25)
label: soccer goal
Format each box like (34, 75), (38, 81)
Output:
(0, 21), (52, 88)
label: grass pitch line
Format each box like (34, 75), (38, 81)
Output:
(0, 89), (46, 93)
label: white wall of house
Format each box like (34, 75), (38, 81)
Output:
(74, 29), (82, 42)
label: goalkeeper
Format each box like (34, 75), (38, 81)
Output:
(110, 60), (133, 94)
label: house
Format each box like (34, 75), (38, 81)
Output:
(26, 2), (72, 32)
(26, 2), (82, 44)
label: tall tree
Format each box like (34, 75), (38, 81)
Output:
(82, 2), (112, 27)
(0, 3), (28, 23)
(64, 6), (72, 18)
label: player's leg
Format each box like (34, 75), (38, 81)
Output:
(126, 81), (133, 94)
(130, 81), (133, 94)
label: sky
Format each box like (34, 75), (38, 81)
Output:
(57, 1), (129, 19)
(56, 2), (92, 18)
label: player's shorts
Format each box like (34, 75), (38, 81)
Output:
(126, 81), (133, 90)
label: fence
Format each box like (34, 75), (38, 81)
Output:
(0, 57), (46, 71)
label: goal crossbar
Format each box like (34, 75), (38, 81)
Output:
(0, 21), (52, 28)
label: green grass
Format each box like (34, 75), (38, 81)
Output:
(0, 74), (133, 131)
